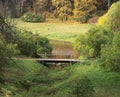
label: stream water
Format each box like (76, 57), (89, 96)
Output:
(50, 40), (78, 59)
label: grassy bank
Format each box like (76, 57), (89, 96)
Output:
(15, 18), (93, 42)
(0, 60), (120, 97)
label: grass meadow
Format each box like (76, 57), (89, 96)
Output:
(15, 18), (93, 42)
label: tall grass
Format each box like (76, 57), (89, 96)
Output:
(1, 60), (120, 97)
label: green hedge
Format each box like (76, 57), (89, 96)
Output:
(21, 13), (46, 23)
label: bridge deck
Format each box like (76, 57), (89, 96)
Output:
(36, 59), (81, 63)
(14, 58), (82, 63)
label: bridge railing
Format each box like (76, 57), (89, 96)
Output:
(37, 52), (78, 59)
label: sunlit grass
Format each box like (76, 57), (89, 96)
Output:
(15, 18), (93, 42)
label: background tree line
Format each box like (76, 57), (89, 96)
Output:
(0, 0), (119, 21)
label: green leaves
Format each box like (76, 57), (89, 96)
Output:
(71, 76), (94, 97)
(101, 32), (120, 72)
(75, 26), (113, 59)
(0, 37), (18, 66)
(0, 17), (19, 66)
(16, 30), (52, 57)
(21, 13), (46, 23)
(98, 1), (120, 32)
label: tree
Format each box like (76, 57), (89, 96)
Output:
(98, 1), (120, 32)
(74, 0), (97, 19)
(16, 30), (52, 57)
(96, 0), (108, 10)
(0, 0), (19, 66)
(74, 26), (113, 59)
(52, 0), (73, 21)
(0, 0), (22, 17)
(74, 34), (89, 59)
(96, 0), (119, 10)
(101, 32), (120, 72)
(0, 17), (18, 67)
(107, 0), (119, 9)
(34, 0), (52, 14)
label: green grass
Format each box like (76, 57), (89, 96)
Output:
(15, 18), (93, 42)
(1, 60), (42, 82)
(1, 60), (120, 97)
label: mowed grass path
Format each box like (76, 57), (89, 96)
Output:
(15, 18), (93, 42)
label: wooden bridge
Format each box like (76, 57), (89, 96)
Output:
(14, 58), (82, 65)
(14, 53), (82, 65)
(36, 58), (81, 65)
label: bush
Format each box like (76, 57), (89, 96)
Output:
(75, 26), (113, 59)
(101, 32), (120, 72)
(75, 14), (92, 23)
(16, 30), (52, 57)
(71, 76), (94, 97)
(21, 13), (46, 23)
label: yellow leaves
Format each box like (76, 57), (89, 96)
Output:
(74, 0), (97, 18)
(97, 14), (107, 27)
(97, 1), (120, 32)
(52, 0), (72, 20)
(73, 10), (85, 18)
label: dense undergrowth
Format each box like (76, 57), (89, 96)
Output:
(0, 60), (120, 97)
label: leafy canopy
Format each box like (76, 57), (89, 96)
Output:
(101, 32), (120, 72)
(74, 26), (113, 59)
(98, 1), (120, 32)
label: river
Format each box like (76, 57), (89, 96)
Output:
(50, 40), (78, 59)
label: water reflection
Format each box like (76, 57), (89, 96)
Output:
(50, 40), (78, 59)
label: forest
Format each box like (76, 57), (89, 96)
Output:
(0, 0), (120, 97)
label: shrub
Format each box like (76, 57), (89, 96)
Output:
(21, 13), (46, 23)
(101, 32), (120, 72)
(75, 14), (92, 23)
(75, 26), (113, 59)
(71, 76), (95, 97)
(16, 30), (52, 57)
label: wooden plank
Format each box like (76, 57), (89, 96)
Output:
(13, 58), (82, 62)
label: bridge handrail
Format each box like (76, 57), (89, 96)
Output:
(38, 52), (77, 55)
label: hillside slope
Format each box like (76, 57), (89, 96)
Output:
(0, 60), (120, 97)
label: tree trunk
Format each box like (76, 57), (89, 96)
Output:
(108, 0), (110, 9)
